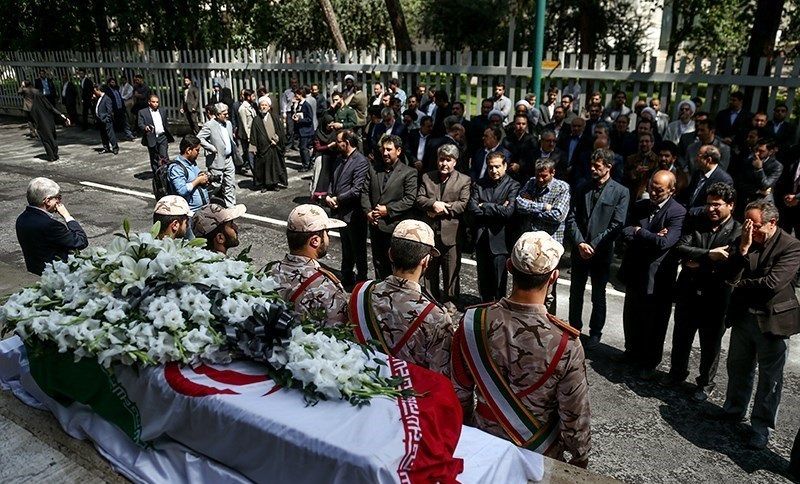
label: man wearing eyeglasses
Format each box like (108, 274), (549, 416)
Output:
(16, 177), (88, 275)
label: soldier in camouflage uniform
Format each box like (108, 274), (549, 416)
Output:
(349, 220), (454, 376)
(450, 231), (591, 467)
(152, 195), (191, 239)
(269, 204), (349, 326)
(192, 203), (246, 254)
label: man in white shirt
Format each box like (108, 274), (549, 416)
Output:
(138, 94), (175, 172)
(492, 83), (512, 125)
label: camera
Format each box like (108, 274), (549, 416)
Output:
(204, 171), (223, 184)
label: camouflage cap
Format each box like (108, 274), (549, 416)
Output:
(511, 231), (564, 275)
(192, 203), (247, 236)
(392, 220), (441, 257)
(287, 204), (347, 232)
(153, 195), (191, 216)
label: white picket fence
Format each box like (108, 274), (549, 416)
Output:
(0, 48), (798, 123)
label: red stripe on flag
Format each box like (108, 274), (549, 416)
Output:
(193, 364), (270, 385)
(392, 359), (464, 483)
(164, 363), (240, 397)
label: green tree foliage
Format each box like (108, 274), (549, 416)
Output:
(0, 0), (392, 51)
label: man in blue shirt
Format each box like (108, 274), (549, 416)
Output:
(169, 135), (210, 219)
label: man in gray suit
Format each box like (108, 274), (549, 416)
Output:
(198, 103), (241, 207)
(180, 75), (201, 134)
(361, 135), (418, 279)
(567, 148), (630, 349)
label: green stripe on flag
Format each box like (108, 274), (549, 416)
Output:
(25, 340), (146, 447)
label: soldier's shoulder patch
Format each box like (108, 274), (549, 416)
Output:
(317, 267), (342, 286)
(546, 313), (581, 339)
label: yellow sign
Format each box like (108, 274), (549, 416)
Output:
(542, 60), (560, 70)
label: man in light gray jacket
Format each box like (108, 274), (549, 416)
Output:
(198, 103), (241, 207)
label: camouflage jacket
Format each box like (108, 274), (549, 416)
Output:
(357, 275), (455, 376)
(450, 298), (591, 464)
(269, 254), (349, 326)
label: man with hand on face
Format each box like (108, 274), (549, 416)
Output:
(192, 203), (246, 256)
(16, 177), (89, 276)
(618, 170), (686, 380)
(361, 135), (418, 279)
(709, 201), (800, 450)
(469, 151), (520, 303)
(269, 204), (349, 326)
(349, 220), (454, 375)
(566, 149), (629, 349)
(153, 195), (192, 240)
(663, 183), (741, 402)
(416, 144), (472, 309)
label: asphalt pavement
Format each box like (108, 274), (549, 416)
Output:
(0, 118), (798, 483)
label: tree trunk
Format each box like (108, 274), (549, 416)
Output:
(745, 0), (786, 110)
(384, 0), (413, 51)
(92, 0), (110, 50)
(318, 0), (348, 54)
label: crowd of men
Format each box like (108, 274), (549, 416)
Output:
(13, 70), (800, 470)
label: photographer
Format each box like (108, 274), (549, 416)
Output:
(169, 135), (211, 228)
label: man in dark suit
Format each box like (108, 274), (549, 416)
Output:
(138, 94), (175, 173)
(663, 183), (741, 402)
(556, 117), (593, 184)
(371, 108), (407, 159)
(567, 148), (630, 349)
(61, 73), (78, 124)
(471, 125), (510, 181)
(544, 106), (567, 140)
(180, 75), (201, 134)
(684, 144), (734, 218)
(468, 151), (520, 302)
(326, 129), (370, 289)
(416, 143), (472, 305)
(619, 170), (686, 379)
(93, 85), (119, 154)
(292, 88), (315, 171)
(538, 86), (559, 126)
(503, 113), (538, 183)
(776, 155), (800, 236)
(715, 92), (753, 145)
(16, 177), (88, 275)
(35, 70), (57, 107)
(406, 115), (437, 173)
(361, 135), (418, 279)
(711, 201), (800, 450)
(767, 103), (796, 157)
(430, 90), (452, 138)
(78, 69), (94, 130)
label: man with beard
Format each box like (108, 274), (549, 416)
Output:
(153, 195), (191, 240)
(361, 135), (418, 279)
(249, 96), (287, 191)
(492, 83), (512, 125)
(503, 113), (538, 182)
(566, 148), (629, 349)
(16, 177), (88, 275)
(326, 129), (370, 289)
(710, 201), (800, 450)
(416, 144), (472, 309)
(469, 151), (520, 302)
(663, 183), (741, 401)
(180, 75), (201, 134)
(349, 220), (454, 375)
(192, 203), (246, 255)
(618, 170), (686, 380)
(269, 204), (349, 326)
(198, 103), (241, 206)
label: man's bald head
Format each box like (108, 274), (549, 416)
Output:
(649, 169), (676, 204)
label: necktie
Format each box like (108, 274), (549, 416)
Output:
(690, 175), (707, 206)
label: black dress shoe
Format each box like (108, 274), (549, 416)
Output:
(585, 335), (601, 350)
(747, 431), (769, 450)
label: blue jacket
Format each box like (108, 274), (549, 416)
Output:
(169, 155), (209, 211)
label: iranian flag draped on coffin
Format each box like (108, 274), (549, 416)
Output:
(0, 336), (544, 483)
